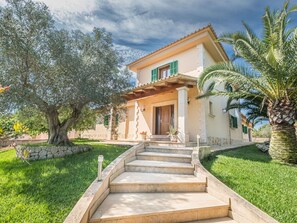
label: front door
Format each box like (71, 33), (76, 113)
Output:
(155, 105), (174, 135)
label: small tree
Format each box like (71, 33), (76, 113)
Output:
(253, 124), (272, 138)
(0, 0), (131, 145)
(0, 114), (28, 141)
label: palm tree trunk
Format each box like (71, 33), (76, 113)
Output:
(268, 99), (297, 164)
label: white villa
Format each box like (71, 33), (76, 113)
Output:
(81, 25), (246, 145)
(66, 26), (275, 223)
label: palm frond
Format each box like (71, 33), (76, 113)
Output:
(198, 1), (297, 110)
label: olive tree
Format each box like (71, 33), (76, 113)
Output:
(0, 0), (131, 145)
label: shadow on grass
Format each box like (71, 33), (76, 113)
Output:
(201, 144), (297, 223)
(0, 144), (129, 222)
(207, 145), (272, 163)
(201, 145), (273, 189)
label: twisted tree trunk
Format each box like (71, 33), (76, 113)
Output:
(268, 99), (297, 164)
(46, 106), (82, 146)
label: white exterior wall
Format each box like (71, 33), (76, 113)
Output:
(188, 87), (207, 143)
(81, 124), (108, 139)
(79, 43), (243, 145)
(202, 48), (243, 145)
(137, 47), (200, 85)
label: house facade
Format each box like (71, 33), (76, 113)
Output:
(241, 114), (253, 142)
(81, 25), (243, 145)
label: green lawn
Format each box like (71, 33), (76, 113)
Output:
(0, 141), (129, 223)
(202, 145), (297, 223)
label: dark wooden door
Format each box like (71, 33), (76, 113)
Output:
(160, 105), (171, 135)
(155, 105), (174, 135)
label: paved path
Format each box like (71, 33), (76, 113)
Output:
(90, 143), (237, 223)
(210, 142), (255, 152)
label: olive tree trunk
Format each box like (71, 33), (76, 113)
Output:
(268, 99), (297, 164)
(46, 106), (82, 146)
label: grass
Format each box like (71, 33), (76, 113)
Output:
(202, 145), (297, 223)
(0, 141), (129, 223)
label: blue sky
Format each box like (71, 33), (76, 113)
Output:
(21, 0), (297, 56)
(1, 0), (296, 56)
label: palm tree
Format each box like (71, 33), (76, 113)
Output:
(226, 96), (268, 126)
(198, 1), (297, 163)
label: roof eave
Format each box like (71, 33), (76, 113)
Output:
(127, 25), (229, 70)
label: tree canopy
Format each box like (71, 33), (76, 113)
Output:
(0, 0), (131, 145)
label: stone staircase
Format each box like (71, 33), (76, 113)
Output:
(89, 144), (237, 223)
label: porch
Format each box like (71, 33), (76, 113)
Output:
(122, 74), (202, 144)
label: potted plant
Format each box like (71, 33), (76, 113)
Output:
(139, 131), (147, 140)
(168, 125), (178, 142)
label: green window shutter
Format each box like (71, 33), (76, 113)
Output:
(104, 115), (110, 126)
(170, 60), (178, 75)
(230, 115), (238, 128)
(234, 116), (238, 128)
(151, 68), (158, 82)
(115, 114), (119, 126)
(242, 125), (247, 133)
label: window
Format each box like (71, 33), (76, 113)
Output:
(242, 125), (248, 134)
(115, 114), (119, 126)
(229, 115), (238, 128)
(104, 115), (110, 126)
(159, 65), (170, 79)
(209, 101), (214, 116)
(151, 60), (178, 82)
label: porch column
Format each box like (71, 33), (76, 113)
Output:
(177, 86), (189, 143)
(133, 100), (139, 140)
(107, 107), (114, 140)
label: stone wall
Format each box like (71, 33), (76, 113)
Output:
(207, 136), (245, 146)
(207, 137), (229, 146)
(16, 145), (92, 161)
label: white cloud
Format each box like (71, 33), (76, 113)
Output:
(33, 0), (97, 14)
(0, 0), (293, 51)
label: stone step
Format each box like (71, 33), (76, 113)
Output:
(145, 145), (193, 155)
(90, 192), (229, 223)
(149, 135), (170, 142)
(187, 217), (237, 223)
(125, 160), (194, 175)
(110, 172), (206, 193)
(137, 151), (192, 163)
(148, 141), (197, 147)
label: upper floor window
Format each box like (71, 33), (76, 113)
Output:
(151, 60), (178, 82)
(159, 65), (170, 79)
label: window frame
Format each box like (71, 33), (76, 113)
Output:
(158, 64), (171, 79)
(208, 101), (215, 117)
(229, 115), (238, 129)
